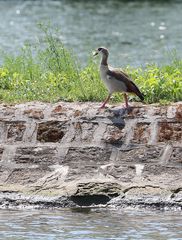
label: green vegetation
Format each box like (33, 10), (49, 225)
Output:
(0, 24), (181, 104)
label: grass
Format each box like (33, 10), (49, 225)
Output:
(0, 23), (181, 104)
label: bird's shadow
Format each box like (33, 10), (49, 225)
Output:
(106, 106), (133, 129)
(109, 106), (133, 116)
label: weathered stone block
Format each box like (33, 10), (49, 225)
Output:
(24, 109), (44, 119)
(14, 146), (58, 165)
(124, 186), (171, 201)
(176, 104), (182, 121)
(5, 168), (50, 184)
(52, 105), (63, 114)
(75, 182), (122, 197)
(7, 122), (26, 142)
(63, 147), (112, 180)
(117, 146), (162, 164)
(132, 122), (151, 143)
(103, 125), (124, 144)
(37, 121), (66, 142)
(170, 147), (182, 165)
(72, 122), (98, 143)
(64, 147), (112, 165)
(0, 106), (15, 118)
(150, 106), (167, 117)
(158, 121), (182, 142)
(66, 165), (99, 181)
(102, 164), (136, 182)
(125, 106), (146, 119)
(143, 164), (181, 177)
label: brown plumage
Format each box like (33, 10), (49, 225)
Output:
(107, 69), (144, 101)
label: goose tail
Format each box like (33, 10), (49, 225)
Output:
(137, 91), (144, 101)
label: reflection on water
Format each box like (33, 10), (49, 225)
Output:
(0, 0), (182, 66)
(0, 208), (182, 239)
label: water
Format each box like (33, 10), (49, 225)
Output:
(0, 0), (182, 66)
(0, 208), (182, 239)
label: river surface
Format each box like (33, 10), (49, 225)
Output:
(0, 208), (182, 239)
(0, 0), (182, 66)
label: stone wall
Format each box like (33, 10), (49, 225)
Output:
(0, 101), (181, 210)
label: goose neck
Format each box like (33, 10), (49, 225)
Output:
(101, 54), (108, 66)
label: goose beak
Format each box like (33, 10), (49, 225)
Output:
(93, 50), (99, 56)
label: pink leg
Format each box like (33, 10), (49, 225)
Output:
(123, 93), (129, 108)
(100, 94), (111, 109)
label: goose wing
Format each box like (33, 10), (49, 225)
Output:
(107, 68), (144, 101)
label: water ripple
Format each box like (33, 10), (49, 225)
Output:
(0, 0), (182, 66)
(0, 209), (182, 239)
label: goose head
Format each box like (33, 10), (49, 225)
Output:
(93, 47), (109, 57)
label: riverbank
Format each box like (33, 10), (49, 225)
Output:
(0, 24), (181, 104)
(0, 101), (181, 210)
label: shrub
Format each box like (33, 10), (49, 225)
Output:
(0, 24), (181, 104)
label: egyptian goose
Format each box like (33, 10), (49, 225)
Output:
(93, 47), (144, 108)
